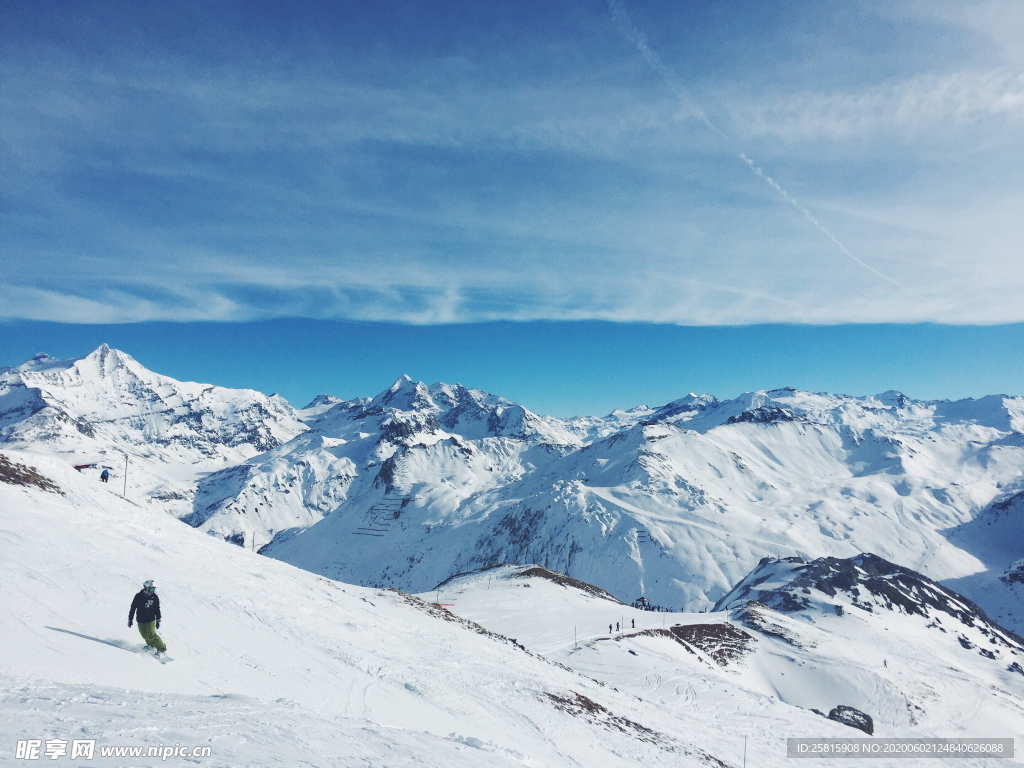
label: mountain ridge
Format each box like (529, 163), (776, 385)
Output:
(2, 345), (1021, 633)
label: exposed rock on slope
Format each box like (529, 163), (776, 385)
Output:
(0, 453), (63, 494)
(825, 705), (874, 735)
(715, 553), (1024, 661)
(431, 558), (1024, 745)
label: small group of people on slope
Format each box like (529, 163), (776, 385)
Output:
(607, 618), (636, 634)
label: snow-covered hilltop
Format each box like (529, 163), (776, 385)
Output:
(713, 553), (1023, 658)
(1, 345), (1021, 635)
(433, 558), (1024, 743)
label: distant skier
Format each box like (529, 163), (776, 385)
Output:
(100, 468), (110, 483)
(128, 580), (166, 654)
(631, 618), (635, 629)
(616, 621), (620, 632)
(608, 624), (612, 634)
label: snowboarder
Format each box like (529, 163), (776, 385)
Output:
(631, 618), (635, 629)
(100, 468), (110, 483)
(616, 621), (620, 632)
(128, 580), (166, 654)
(608, 624), (612, 634)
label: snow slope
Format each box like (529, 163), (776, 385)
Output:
(429, 562), (1024, 762)
(6, 451), (1019, 767)
(942, 483), (1024, 637)
(0, 450), (734, 768)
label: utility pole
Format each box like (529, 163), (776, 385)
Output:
(743, 735), (747, 768)
(122, 454), (128, 497)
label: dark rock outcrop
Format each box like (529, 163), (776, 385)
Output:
(1001, 560), (1024, 586)
(827, 705), (873, 735)
(669, 623), (754, 666)
(714, 553), (1024, 653)
(0, 454), (63, 495)
(726, 406), (802, 425)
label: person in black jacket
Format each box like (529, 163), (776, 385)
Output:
(128, 580), (166, 654)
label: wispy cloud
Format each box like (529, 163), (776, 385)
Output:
(722, 68), (1024, 142)
(607, 0), (901, 288)
(2, 2), (1023, 326)
(870, 0), (1024, 67)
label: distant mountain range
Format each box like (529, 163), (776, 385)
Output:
(2, 345), (1021, 632)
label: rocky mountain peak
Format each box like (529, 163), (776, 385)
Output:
(645, 393), (719, 424)
(303, 394), (342, 409)
(875, 390), (910, 408)
(375, 375), (434, 411)
(715, 553), (1024, 654)
(76, 343), (141, 378)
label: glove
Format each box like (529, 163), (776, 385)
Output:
(156, 621), (160, 629)
(128, 621), (133, 628)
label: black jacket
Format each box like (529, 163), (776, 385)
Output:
(129, 590), (161, 624)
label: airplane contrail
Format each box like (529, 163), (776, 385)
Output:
(736, 154), (902, 287)
(606, 0), (901, 289)
(607, 0), (727, 141)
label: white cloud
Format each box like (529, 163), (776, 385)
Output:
(3, 7), (1024, 327)
(721, 69), (1024, 142)
(871, 0), (1024, 67)
(0, 284), (244, 324)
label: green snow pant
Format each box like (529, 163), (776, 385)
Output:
(137, 621), (166, 653)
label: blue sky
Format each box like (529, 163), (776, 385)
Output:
(1, 321), (1021, 416)
(2, 2), (1022, 411)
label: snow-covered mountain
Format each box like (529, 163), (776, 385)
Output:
(0, 345), (306, 516)
(432, 558), (1024, 746)
(713, 553), (1023, 654)
(255, 382), (1024, 632)
(2, 346), (1021, 638)
(4, 450), (1020, 766)
(187, 374), (583, 549)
